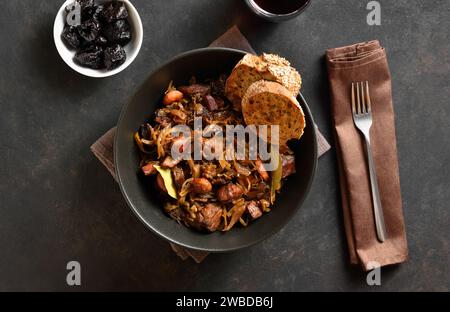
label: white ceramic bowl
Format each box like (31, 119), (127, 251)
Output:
(53, 0), (143, 78)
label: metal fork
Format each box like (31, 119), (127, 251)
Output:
(351, 81), (387, 242)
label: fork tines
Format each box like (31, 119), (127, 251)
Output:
(351, 81), (372, 115)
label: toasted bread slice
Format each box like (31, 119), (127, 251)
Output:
(225, 53), (302, 106)
(242, 80), (305, 147)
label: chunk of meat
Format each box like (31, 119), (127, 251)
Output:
(245, 181), (269, 200)
(141, 163), (156, 176)
(155, 174), (167, 194)
(246, 201), (262, 220)
(191, 178), (213, 194)
(214, 96), (225, 109)
(189, 203), (222, 232)
(178, 84), (210, 96)
(203, 95), (218, 111)
(162, 155), (181, 168)
(155, 109), (174, 127)
(217, 183), (244, 202)
(281, 155), (296, 178)
(172, 166), (185, 189)
(255, 160), (269, 181)
(155, 116), (171, 128)
(211, 177), (227, 185)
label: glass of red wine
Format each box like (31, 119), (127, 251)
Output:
(245, 0), (311, 22)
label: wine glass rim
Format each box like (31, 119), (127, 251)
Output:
(246, 0), (311, 18)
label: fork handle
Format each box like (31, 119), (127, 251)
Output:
(363, 135), (388, 242)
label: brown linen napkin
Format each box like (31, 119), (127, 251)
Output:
(91, 26), (331, 263)
(326, 41), (408, 270)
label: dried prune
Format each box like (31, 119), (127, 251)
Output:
(102, 19), (132, 45)
(78, 18), (101, 42)
(74, 45), (104, 69)
(104, 44), (126, 70)
(101, 1), (129, 23)
(78, 0), (95, 10)
(61, 26), (81, 49)
(95, 36), (108, 46)
(82, 4), (104, 21)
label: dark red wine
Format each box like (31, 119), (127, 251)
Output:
(254, 0), (309, 14)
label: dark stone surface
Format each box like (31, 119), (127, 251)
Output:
(0, 0), (448, 291)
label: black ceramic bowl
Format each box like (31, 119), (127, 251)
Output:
(115, 48), (317, 252)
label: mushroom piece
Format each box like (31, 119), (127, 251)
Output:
(191, 178), (213, 194)
(162, 155), (181, 168)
